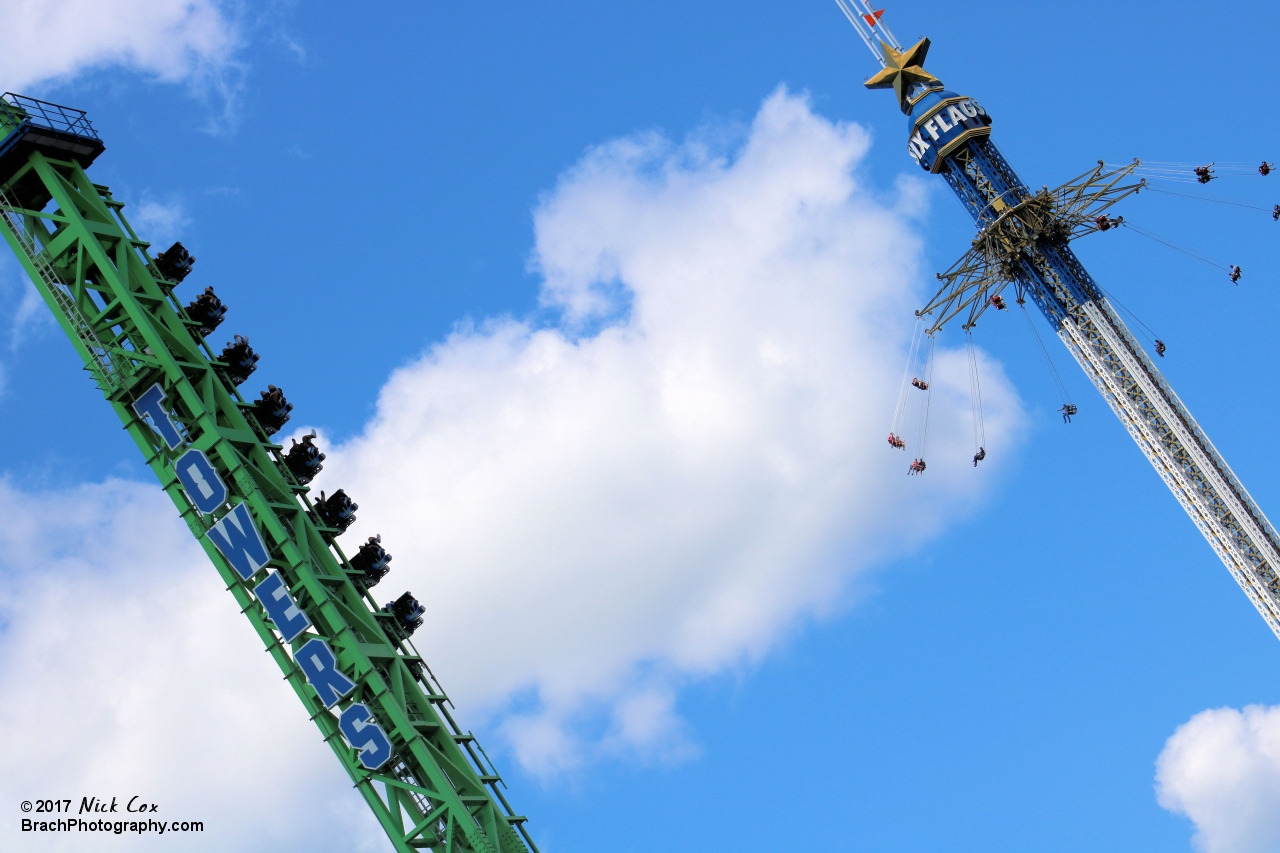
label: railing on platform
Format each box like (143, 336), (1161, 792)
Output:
(1, 93), (100, 140)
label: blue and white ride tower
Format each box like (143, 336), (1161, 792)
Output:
(837, 3), (1280, 644)
(864, 34), (1116, 334)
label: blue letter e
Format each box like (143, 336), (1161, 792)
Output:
(175, 448), (227, 513)
(339, 703), (393, 769)
(255, 571), (311, 643)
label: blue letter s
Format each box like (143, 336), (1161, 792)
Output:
(339, 703), (393, 769)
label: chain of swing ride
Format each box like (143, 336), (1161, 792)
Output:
(889, 158), (1278, 475)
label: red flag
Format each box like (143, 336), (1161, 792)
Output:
(862, 8), (885, 26)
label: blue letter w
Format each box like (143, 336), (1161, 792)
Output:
(207, 502), (270, 580)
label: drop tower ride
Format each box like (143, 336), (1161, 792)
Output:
(837, 1), (1280, 640)
(0, 96), (537, 852)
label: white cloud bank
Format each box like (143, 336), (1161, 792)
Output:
(1157, 704), (1280, 853)
(0, 479), (383, 852)
(0, 89), (1022, 849)
(0, 0), (238, 94)
(309, 89), (1022, 771)
(131, 197), (190, 247)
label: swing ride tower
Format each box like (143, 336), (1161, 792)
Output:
(0, 96), (537, 852)
(837, 0), (1280, 640)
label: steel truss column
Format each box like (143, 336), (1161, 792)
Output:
(941, 141), (1280, 638)
(1028, 248), (1280, 635)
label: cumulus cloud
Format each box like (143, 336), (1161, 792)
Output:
(0, 87), (1024, 853)
(0, 479), (384, 852)
(9, 282), (49, 350)
(1157, 704), (1280, 853)
(308, 88), (1024, 773)
(1, 254), (51, 360)
(131, 197), (190, 247)
(0, 0), (239, 95)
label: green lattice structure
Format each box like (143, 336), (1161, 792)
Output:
(0, 93), (537, 853)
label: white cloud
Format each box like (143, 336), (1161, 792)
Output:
(307, 88), (1024, 773)
(1157, 704), (1280, 853)
(0, 0), (239, 94)
(0, 478), (384, 852)
(0, 88), (1025, 852)
(1, 254), (53, 356)
(10, 281), (50, 349)
(131, 197), (190, 248)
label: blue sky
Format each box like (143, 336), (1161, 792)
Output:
(2, 1), (1280, 852)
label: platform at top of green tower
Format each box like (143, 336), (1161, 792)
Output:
(0, 93), (104, 195)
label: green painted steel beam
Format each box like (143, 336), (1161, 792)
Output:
(0, 96), (537, 853)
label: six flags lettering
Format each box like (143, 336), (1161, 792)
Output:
(907, 98), (988, 165)
(131, 384), (394, 771)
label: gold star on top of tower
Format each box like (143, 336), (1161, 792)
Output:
(864, 38), (939, 113)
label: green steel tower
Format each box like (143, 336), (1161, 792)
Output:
(0, 94), (537, 853)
